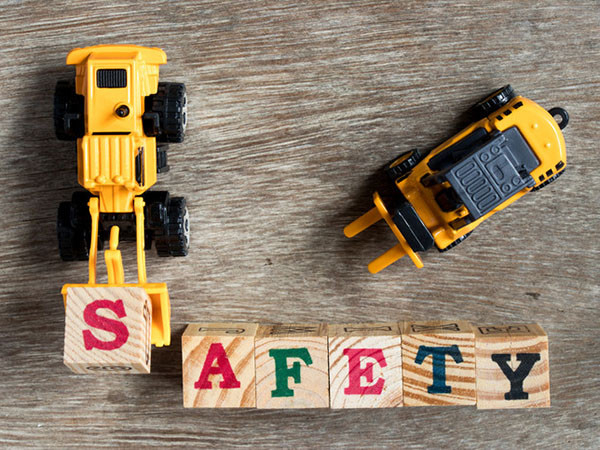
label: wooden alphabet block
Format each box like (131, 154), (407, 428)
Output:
(401, 320), (476, 406)
(255, 324), (329, 408)
(329, 323), (403, 408)
(63, 287), (152, 374)
(474, 324), (550, 409)
(182, 323), (257, 408)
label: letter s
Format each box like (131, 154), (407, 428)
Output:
(82, 299), (129, 351)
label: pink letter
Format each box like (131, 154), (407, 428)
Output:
(194, 343), (241, 389)
(82, 299), (129, 351)
(343, 348), (387, 395)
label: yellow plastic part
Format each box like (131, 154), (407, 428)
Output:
(61, 46), (171, 346)
(62, 195), (171, 347)
(344, 192), (423, 272)
(105, 226), (125, 284)
(346, 95), (567, 271)
(68, 45), (165, 213)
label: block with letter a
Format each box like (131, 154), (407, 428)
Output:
(329, 323), (403, 408)
(475, 324), (550, 409)
(182, 323), (258, 408)
(63, 287), (152, 374)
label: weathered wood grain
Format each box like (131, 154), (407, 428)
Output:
(0, 0), (599, 447)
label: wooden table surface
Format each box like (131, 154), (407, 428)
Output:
(1, 0), (599, 447)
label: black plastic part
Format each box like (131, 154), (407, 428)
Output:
(391, 200), (435, 253)
(54, 80), (85, 141)
(142, 193), (189, 257)
(143, 82), (187, 143)
(437, 231), (472, 253)
(425, 127), (539, 221)
(115, 105), (130, 117)
(469, 85), (516, 121)
(427, 128), (489, 173)
(57, 192), (97, 261)
(384, 149), (426, 181)
(135, 147), (145, 186)
(531, 167), (565, 192)
(142, 191), (170, 254)
(156, 145), (169, 173)
(548, 107), (569, 130)
(435, 187), (463, 212)
(163, 197), (190, 256)
(97, 69), (127, 88)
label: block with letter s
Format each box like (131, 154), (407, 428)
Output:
(63, 287), (152, 374)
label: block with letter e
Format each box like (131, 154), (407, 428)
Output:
(255, 324), (329, 409)
(475, 324), (550, 409)
(329, 323), (403, 408)
(401, 320), (476, 406)
(182, 323), (258, 408)
(63, 287), (152, 374)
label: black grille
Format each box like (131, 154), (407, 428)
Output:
(97, 69), (127, 88)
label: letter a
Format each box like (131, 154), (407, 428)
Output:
(194, 343), (241, 389)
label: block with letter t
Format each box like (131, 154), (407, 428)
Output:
(401, 320), (476, 406)
(182, 323), (258, 408)
(255, 324), (329, 408)
(474, 324), (550, 409)
(329, 323), (403, 408)
(63, 287), (152, 374)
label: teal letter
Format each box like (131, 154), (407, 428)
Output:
(269, 348), (313, 397)
(415, 345), (463, 394)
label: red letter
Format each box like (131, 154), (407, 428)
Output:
(82, 299), (129, 351)
(194, 343), (241, 389)
(343, 348), (387, 395)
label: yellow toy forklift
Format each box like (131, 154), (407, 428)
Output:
(345, 86), (569, 273)
(55, 45), (189, 347)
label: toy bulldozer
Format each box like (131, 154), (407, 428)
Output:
(55, 45), (190, 347)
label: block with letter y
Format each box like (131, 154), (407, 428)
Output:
(63, 287), (152, 374)
(255, 324), (329, 408)
(475, 324), (550, 409)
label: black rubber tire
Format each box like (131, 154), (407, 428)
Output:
(437, 231), (472, 253)
(142, 191), (170, 255)
(54, 80), (85, 141)
(57, 192), (93, 261)
(144, 82), (187, 143)
(156, 145), (170, 173)
(469, 85), (515, 121)
(384, 149), (425, 181)
(532, 168), (565, 192)
(153, 196), (190, 257)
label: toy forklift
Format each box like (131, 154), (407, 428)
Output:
(55, 45), (189, 347)
(345, 86), (569, 273)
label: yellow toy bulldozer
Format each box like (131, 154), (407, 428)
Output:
(55, 45), (190, 347)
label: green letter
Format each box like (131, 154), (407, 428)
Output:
(269, 348), (313, 397)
